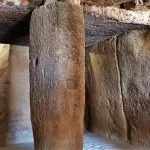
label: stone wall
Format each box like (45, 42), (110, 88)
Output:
(85, 38), (127, 142)
(86, 30), (150, 146)
(117, 30), (150, 146)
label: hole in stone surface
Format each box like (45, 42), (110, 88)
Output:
(81, 1), (86, 5)
(35, 57), (39, 67)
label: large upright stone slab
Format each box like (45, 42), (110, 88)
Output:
(117, 30), (150, 146)
(86, 38), (127, 141)
(6, 46), (33, 145)
(0, 44), (10, 147)
(30, 2), (85, 150)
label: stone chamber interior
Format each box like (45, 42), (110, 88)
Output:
(0, 0), (150, 149)
(0, 29), (150, 149)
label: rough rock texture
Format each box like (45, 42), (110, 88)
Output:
(0, 4), (30, 45)
(86, 29), (150, 147)
(82, 0), (150, 6)
(84, 5), (150, 46)
(30, 2), (85, 150)
(0, 44), (10, 147)
(0, 4), (30, 22)
(82, 0), (132, 6)
(6, 46), (33, 145)
(86, 38), (127, 141)
(85, 12), (148, 46)
(28, 0), (43, 6)
(0, 2), (149, 46)
(117, 30), (150, 146)
(84, 6), (150, 26)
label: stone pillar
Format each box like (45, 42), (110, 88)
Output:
(29, 1), (85, 150)
(0, 44), (10, 147)
(117, 30), (150, 146)
(85, 38), (127, 141)
(6, 46), (33, 145)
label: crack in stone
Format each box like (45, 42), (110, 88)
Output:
(115, 36), (132, 143)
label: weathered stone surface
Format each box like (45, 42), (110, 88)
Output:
(82, 0), (132, 6)
(30, 2), (85, 150)
(85, 12), (148, 46)
(84, 5), (150, 46)
(0, 3), (149, 46)
(117, 30), (150, 146)
(84, 6), (150, 26)
(82, 0), (149, 6)
(6, 46), (33, 145)
(28, 0), (43, 6)
(86, 38), (127, 141)
(0, 44), (10, 147)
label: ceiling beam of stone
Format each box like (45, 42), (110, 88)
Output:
(81, 0), (132, 6)
(0, 4), (30, 45)
(28, 0), (43, 6)
(0, 4), (149, 46)
(84, 5), (150, 46)
(85, 6), (150, 26)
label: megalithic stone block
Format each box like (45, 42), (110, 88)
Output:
(117, 30), (150, 146)
(0, 44), (10, 147)
(85, 38), (127, 141)
(29, 1), (85, 150)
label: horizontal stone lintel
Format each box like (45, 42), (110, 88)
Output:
(0, 4), (149, 46)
